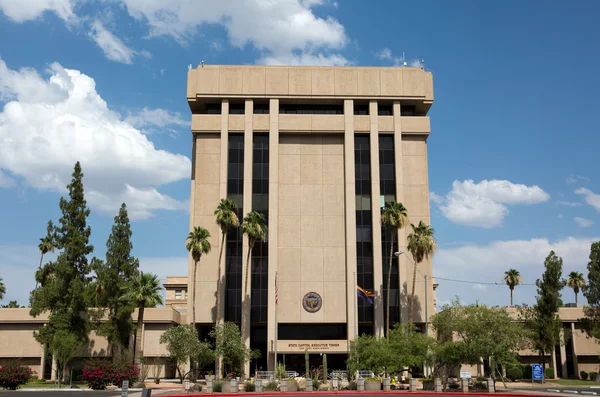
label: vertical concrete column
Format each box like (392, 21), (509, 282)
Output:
(343, 99), (358, 342)
(242, 99), (253, 377)
(392, 101), (409, 324)
(551, 349), (558, 379)
(216, 99), (229, 376)
(571, 322), (579, 377)
(560, 328), (568, 378)
(369, 100), (384, 338)
(267, 99), (279, 371)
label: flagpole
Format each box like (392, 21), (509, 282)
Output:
(274, 270), (278, 376)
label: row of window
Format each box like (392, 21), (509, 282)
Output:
(199, 103), (418, 116)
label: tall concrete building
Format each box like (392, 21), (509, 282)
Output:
(186, 64), (436, 372)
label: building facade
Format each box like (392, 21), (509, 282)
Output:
(186, 64), (436, 372)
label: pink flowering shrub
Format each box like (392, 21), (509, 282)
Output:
(82, 359), (139, 390)
(0, 362), (34, 390)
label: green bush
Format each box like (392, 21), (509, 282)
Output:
(507, 366), (523, 381)
(521, 364), (532, 379)
(244, 381), (255, 392)
(213, 381), (222, 392)
(581, 371), (589, 380)
(346, 381), (357, 390)
(590, 372), (598, 381)
(545, 368), (554, 379)
(192, 384), (202, 392)
(472, 381), (487, 390)
(448, 382), (460, 390)
(476, 376), (487, 382)
(312, 379), (321, 390)
(264, 380), (278, 391)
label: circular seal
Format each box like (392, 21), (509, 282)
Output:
(302, 292), (322, 313)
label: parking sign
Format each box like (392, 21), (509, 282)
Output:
(121, 380), (129, 397)
(532, 364), (543, 381)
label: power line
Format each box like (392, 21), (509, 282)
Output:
(434, 276), (537, 286)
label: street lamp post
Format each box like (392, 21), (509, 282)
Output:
(394, 251), (429, 377)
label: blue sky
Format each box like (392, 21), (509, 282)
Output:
(0, 0), (599, 309)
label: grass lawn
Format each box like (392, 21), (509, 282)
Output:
(23, 381), (88, 389)
(552, 379), (600, 386)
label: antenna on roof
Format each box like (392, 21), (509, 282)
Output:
(201, 60), (204, 67)
(421, 59), (425, 70)
(188, 64), (192, 71)
(402, 52), (407, 67)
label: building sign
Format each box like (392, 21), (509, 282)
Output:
(277, 340), (348, 353)
(532, 364), (543, 381)
(459, 370), (471, 379)
(302, 292), (322, 313)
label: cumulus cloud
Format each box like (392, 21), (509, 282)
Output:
(574, 217), (594, 228)
(0, 170), (16, 187)
(432, 180), (550, 228)
(89, 20), (151, 64)
(0, 0), (76, 23)
(0, 59), (190, 220)
(566, 174), (590, 185)
(557, 200), (581, 207)
(434, 236), (599, 306)
(575, 187), (600, 212)
(124, 107), (189, 134)
(121, 0), (348, 65)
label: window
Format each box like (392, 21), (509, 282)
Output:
(279, 104), (343, 115)
(378, 105), (393, 116)
(354, 104), (369, 115)
(401, 105), (416, 116)
(200, 103), (221, 114)
(253, 103), (269, 114)
(175, 290), (182, 300)
(229, 103), (245, 114)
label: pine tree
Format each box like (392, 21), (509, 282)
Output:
(582, 242), (600, 340)
(30, 162), (94, 379)
(92, 203), (139, 358)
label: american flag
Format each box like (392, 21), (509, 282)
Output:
(274, 273), (279, 305)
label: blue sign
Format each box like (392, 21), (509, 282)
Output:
(532, 364), (543, 380)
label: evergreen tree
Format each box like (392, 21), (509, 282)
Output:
(92, 203), (139, 358)
(582, 241), (600, 340)
(30, 162), (94, 379)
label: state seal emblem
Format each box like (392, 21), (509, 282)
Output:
(302, 292), (322, 313)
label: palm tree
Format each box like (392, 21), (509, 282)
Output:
(380, 201), (409, 338)
(0, 278), (5, 300)
(214, 199), (239, 377)
(503, 269), (522, 306)
(406, 221), (436, 323)
(185, 227), (212, 327)
(36, 222), (56, 290)
(124, 272), (163, 368)
(567, 271), (586, 305)
(240, 211), (267, 368)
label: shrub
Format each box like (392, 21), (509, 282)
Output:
(581, 371), (589, 380)
(0, 363), (34, 390)
(545, 368), (554, 379)
(590, 372), (598, 381)
(192, 384), (202, 392)
(472, 381), (487, 390)
(365, 377), (380, 382)
(244, 381), (255, 392)
(264, 380), (278, 391)
(346, 381), (357, 390)
(312, 379), (321, 390)
(213, 381), (222, 392)
(506, 366), (523, 381)
(521, 364), (532, 379)
(448, 382), (460, 390)
(476, 376), (487, 382)
(82, 359), (139, 390)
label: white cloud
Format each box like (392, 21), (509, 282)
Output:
(0, 59), (190, 220)
(125, 107), (188, 135)
(434, 236), (599, 306)
(259, 52), (349, 66)
(375, 48), (421, 68)
(432, 179), (550, 228)
(89, 20), (150, 64)
(566, 174), (590, 185)
(574, 217), (594, 228)
(0, 0), (76, 23)
(575, 187), (600, 212)
(0, 169), (16, 187)
(557, 200), (581, 207)
(121, 0), (348, 65)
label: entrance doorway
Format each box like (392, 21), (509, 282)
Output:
(279, 354), (348, 377)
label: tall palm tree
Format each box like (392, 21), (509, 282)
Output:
(0, 278), (5, 300)
(567, 271), (586, 305)
(214, 199), (239, 377)
(240, 210), (267, 370)
(186, 227), (212, 327)
(380, 201), (409, 338)
(406, 221), (436, 323)
(124, 272), (163, 368)
(503, 269), (522, 306)
(36, 222), (56, 290)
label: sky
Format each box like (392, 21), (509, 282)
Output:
(0, 0), (599, 310)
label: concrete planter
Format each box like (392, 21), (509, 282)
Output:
(383, 378), (391, 391)
(221, 380), (238, 393)
(357, 378), (365, 392)
(434, 378), (443, 392)
(205, 375), (215, 381)
(487, 378), (495, 393)
(461, 378), (469, 393)
(365, 380), (382, 391)
(409, 378), (417, 391)
(305, 378), (313, 392)
(285, 380), (298, 392)
(206, 380), (213, 393)
(255, 379), (263, 393)
(422, 380), (434, 391)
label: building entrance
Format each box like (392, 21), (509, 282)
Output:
(279, 354), (348, 376)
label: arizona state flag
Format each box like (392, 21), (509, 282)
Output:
(356, 285), (374, 304)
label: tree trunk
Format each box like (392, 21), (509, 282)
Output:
(386, 232), (395, 339)
(36, 253), (43, 290)
(241, 242), (253, 378)
(216, 232), (226, 377)
(192, 259), (198, 327)
(134, 304), (144, 369)
(575, 291), (578, 305)
(510, 288), (513, 306)
(409, 259), (418, 323)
